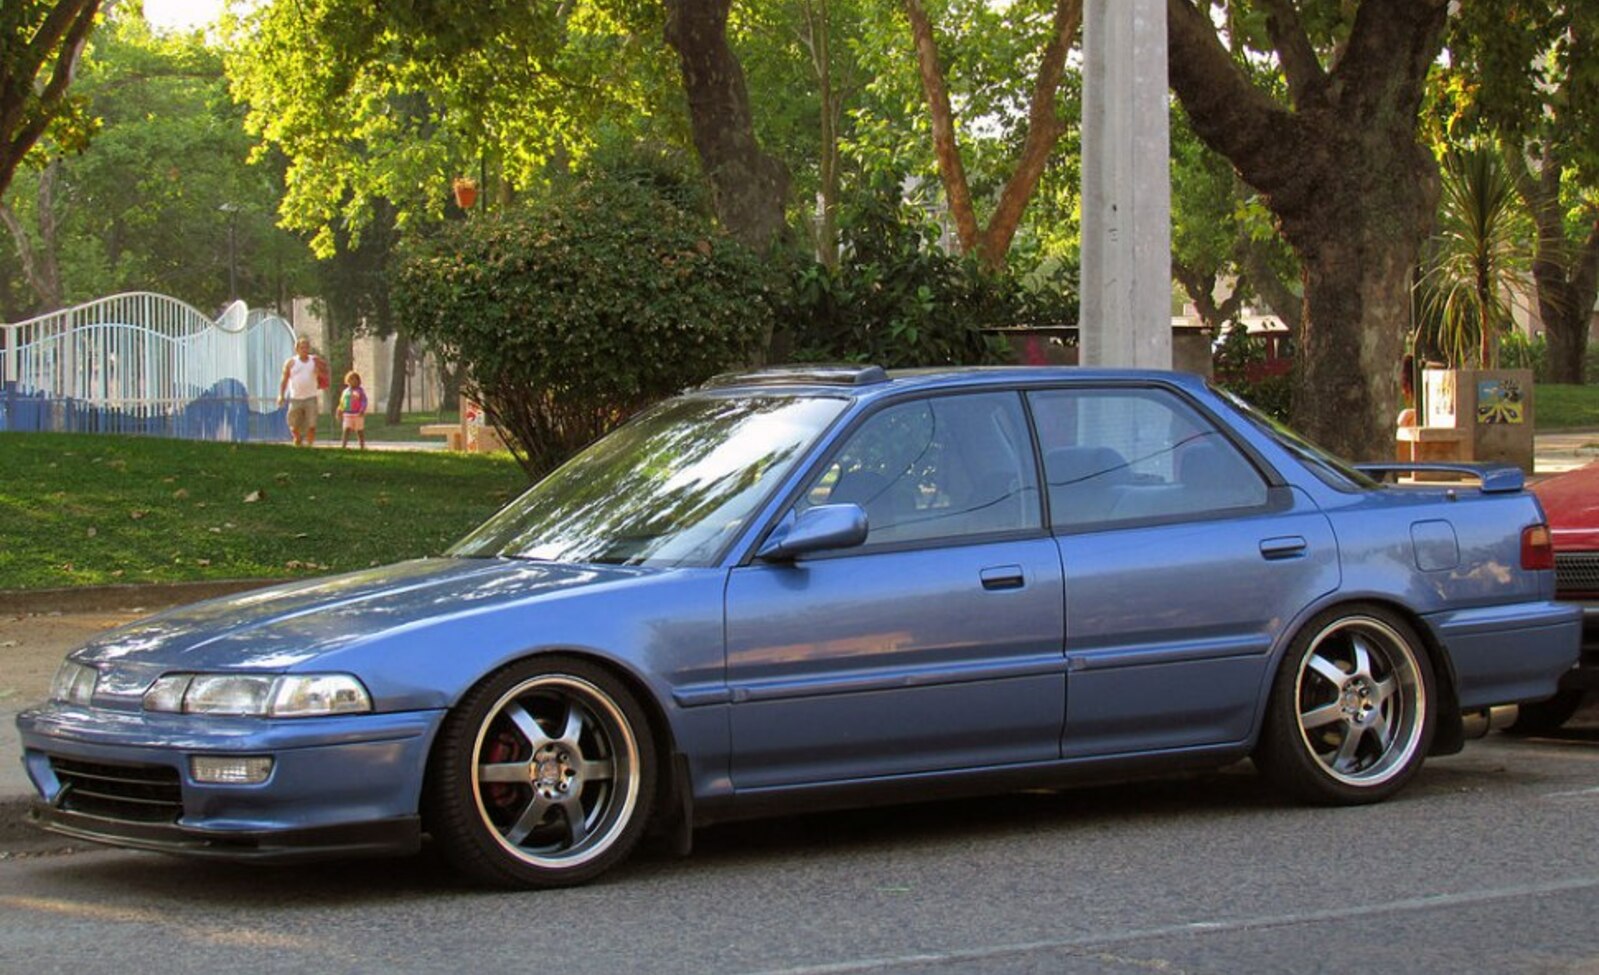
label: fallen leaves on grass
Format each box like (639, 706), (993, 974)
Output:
(243, 490), (263, 503)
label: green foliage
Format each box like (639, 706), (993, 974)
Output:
(1500, 331), (1550, 380)
(225, 0), (679, 255)
(0, 432), (524, 590)
(781, 179), (1075, 367)
(396, 171), (776, 478)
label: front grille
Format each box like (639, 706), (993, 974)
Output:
(49, 756), (182, 824)
(1555, 551), (1599, 595)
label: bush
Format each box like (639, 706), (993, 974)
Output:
(780, 181), (1077, 367)
(1499, 331), (1549, 380)
(396, 173), (776, 477)
(1218, 372), (1292, 423)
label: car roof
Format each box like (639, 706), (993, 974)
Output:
(697, 364), (1208, 401)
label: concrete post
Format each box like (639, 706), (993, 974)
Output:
(1080, 0), (1172, 368)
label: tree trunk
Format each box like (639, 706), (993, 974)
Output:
(0, 159), (64, 311)
(385, 329), (410, 424)
(1513, 154), (1599, 385)
(1167, 0), (1446, 461)
(800, 0), (841, 268)
(664, 0), (790, 252)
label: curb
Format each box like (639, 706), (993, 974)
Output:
(0, 579), (278, 615)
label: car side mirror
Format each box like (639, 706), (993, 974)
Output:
(757, 504), (868, 561)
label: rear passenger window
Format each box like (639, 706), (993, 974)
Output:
(799, 392), (1041, 545)
(1028, 388), (1268, 529)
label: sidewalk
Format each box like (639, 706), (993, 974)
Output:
(4, 430), (1598, 839)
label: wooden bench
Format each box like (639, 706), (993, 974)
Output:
(418, 423), (464, 451)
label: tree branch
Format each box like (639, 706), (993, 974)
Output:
(976, 0), (1081, 269)
(1254, 0), (1326, 107)
(903, 0), (980, 254)
(1166, 0), (1302, 199)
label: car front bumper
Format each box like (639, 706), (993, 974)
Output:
(16, 703), (445, 861)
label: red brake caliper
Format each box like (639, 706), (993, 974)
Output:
(483, 729), (523, 810)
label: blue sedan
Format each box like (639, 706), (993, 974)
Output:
(17, 366), (1581, 887)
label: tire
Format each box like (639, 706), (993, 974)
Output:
(424, 656), (656, 888)
(1255, 605), (1436, 805)
(1505, 688), (1586, 736)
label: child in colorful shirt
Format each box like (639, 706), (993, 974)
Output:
(337, 371), (369, 450)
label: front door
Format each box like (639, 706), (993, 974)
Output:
(724, 391), (1066, 789)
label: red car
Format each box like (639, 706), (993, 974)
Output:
(1522, 461), (1599, 730)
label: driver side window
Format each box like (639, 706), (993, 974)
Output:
(798, 392), (1040, 545)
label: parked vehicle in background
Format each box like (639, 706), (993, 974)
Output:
(16, 366), (1582, 888)
(1517, 461), (1599, 732)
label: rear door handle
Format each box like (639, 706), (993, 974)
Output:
(1260, 536), (1308, 560)
(980, 565), (1026, 590)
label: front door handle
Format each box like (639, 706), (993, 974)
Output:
(1260, 536), (1308, 560)
(980, 565), (1025, 590)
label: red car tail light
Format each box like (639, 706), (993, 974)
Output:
(1522, 524), (1555, 571)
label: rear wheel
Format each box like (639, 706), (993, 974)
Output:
(1256, 605), (1435, 804)
(425, 656), (656, 888)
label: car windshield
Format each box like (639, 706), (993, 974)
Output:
(1213, 386), (1380, 491)
(449, 394), (848, 567)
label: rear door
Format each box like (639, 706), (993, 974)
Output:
(1029, 386), (1340, 758)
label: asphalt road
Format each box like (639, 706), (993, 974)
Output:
(2, 719), (1597, 975)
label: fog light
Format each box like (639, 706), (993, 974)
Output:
(190, 755), (274, 785)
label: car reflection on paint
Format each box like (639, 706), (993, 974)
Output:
(16, 365), (1582, 887)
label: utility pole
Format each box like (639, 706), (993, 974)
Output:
(1079, 0), (1171, 368)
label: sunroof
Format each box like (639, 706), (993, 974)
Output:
(700, 365), (890, 388)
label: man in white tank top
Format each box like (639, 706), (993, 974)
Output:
(277, 336), (324, 446)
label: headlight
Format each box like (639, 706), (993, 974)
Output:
(50, 660), (98, 706)
(142, 673), (372, 717)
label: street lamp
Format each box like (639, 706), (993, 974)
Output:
(218, 202), (240, 300)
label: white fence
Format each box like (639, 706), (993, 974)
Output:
(0, 293), (297, 441)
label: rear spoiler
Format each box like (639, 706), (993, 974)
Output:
(1353, 462), (1525, 494)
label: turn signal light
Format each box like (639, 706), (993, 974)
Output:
(1521, 524), (1555, 571)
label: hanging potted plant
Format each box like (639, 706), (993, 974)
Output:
(452, 177), (479, 211)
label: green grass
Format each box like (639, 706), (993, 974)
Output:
(1534, 384), (1599, 430)
(289, 409), (457, 443)
(0, 432), (528, 591)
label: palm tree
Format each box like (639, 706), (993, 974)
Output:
(1415, 146), (1535, 369)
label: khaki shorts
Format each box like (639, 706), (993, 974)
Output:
(287, 397), (319, 432)
(342, 414), (366, 431)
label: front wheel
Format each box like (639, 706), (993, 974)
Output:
(425, 656), (656, 888)
(1255, 605), (1436, 805)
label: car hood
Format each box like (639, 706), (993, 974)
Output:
(73, 557), (650, 679)
(1532, 462), (1599, 550)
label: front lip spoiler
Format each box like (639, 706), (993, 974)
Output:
(28, 802), (421, 863)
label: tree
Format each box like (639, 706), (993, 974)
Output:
(0, 0), (100, 201)
(1167, 0), (1448, 460)
(2, 8), (312, 314)
(396, 172), (776, 477)
(901, 0), (1081, 271)
(1442, 1), (1599, 384)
